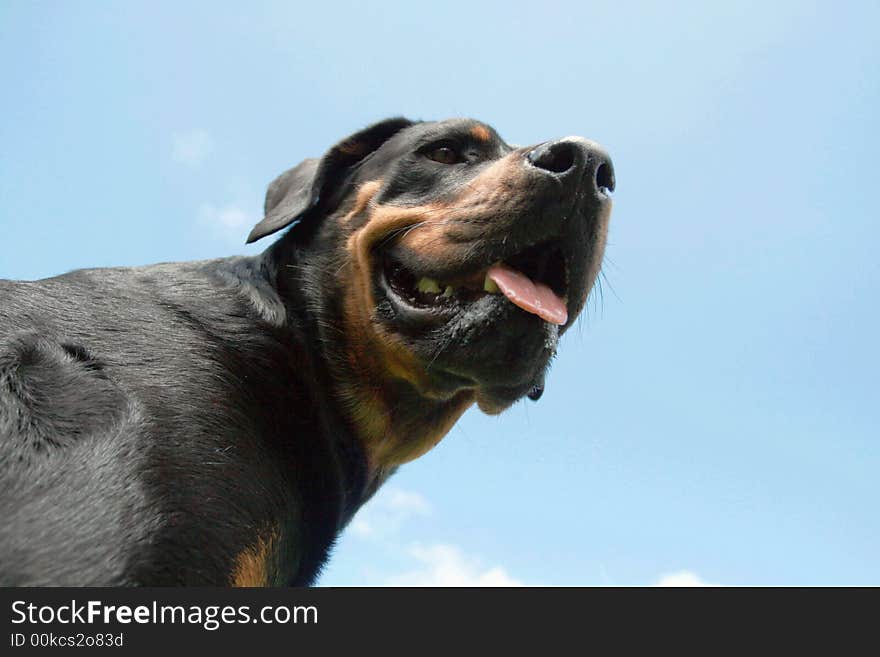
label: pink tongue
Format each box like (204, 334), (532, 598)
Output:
(487, 263), (568, 325)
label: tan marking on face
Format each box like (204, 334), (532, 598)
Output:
(341, 180), (383, 224)
(333, 183), (482, 469)
(343, 198), (446, 391)
(331, 152), (606, 471)
(229, 528), (278, 587)
(374, 391), (473, 465)
(340, 157), (525, 385)
(470, 125), (491, 142)
(339, 347), (390, 440)
(393, 153), (524, 255)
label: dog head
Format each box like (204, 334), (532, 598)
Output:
(248, 118), (614, 467)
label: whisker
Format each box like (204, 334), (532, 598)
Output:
(599, 268), (620, 302)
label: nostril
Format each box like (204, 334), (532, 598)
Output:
(595, 161), (615, 195)
(540, 145), (575, 174)
(528, 142), (577, 175)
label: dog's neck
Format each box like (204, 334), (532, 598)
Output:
(261, 239), (473, 493)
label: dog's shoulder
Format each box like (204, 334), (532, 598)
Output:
(0, 260), (321, 585)
(0, 333), (130, 453)
(1, 275), (136, 454)
(0, 327), (152, 585)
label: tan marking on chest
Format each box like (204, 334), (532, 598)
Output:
(229, 529), (278, 587)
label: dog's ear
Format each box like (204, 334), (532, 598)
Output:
(246, 117), (414, 244)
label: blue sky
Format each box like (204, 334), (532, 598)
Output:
(2, 1), (878, 585)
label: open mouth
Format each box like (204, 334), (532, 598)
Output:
(380, 241), (569, 325)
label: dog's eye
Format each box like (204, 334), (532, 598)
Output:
(425, 145), (463, 165)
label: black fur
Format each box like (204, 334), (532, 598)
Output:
(0, 260), (363, 585)
(0, 117), (613, 585)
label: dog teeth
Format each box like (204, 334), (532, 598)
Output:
(416, 277), (441, 294)
(415, 275), (499, 298)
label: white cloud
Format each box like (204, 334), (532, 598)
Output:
(349, 517), (376, 539)
(348, 487), (431, 540)
(343, 488), (525, 586)
(385, 543), (524, 587)
(197, 203), (251, 243)
(654, 570), (718, 587)
(172, 129), (213, 167)
(383, 488), (432, 515)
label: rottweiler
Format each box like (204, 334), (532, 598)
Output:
(0, 117), (614, 586)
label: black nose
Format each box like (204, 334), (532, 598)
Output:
(526, 138), (615, 195)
